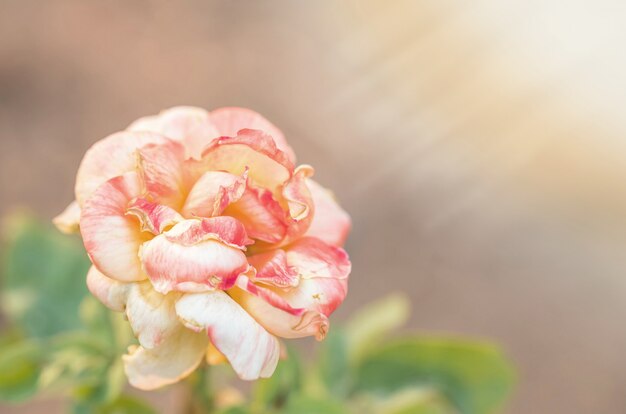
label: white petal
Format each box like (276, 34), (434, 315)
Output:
(175, 291), (280, 380)
(85, 266), (130, 312)
(125, 283), (182, 349)
(53, 201), (81, 234)
(123, 325), (207, 390)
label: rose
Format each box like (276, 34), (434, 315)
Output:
(54, 107), (351, 390)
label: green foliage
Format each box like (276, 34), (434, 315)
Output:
(0, 213), (152, 412)
(73, 394), (157, 414)
(0, 213), (516, 414)
(246, 294), (515, 414)
(381, 393), (456, 414)
(0, 339), (44, 402)
(214, 406), (251, 414)
(1, 211), (91, 337)
(317, 330), (350, 399)
(354, 337), (515, 414)
(281, 394), (350, 414)
(252, 345), (302, 410)
(344, 293), (410, 363)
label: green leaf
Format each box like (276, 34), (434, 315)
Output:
(282, 394), (350, 414)
(0, 339), (44, 402)
(252, 345), (302, 410)
(215, 407), (251, 414)
(79, 296), (115, 342)
(388, 400), (454, 414)
(39, 336), (110, 392)
(70, 360), (127, 407)
(318, 329), (350, 398)
(79, 296), (135, 353)
(47, 332), (126, 405)
(345, 293), (410, 363)
(376, 388), (457, 414)
(97, 394), (156, 414)
(72, 394), (156, 414)
(354, 337), (515, 414)
(1, 212), (91, 337)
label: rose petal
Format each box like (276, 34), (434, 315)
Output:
(282, 165), (314, 221)
(181, 170), (247, 218)
(128, 106), (219, 160)
(230, 238), (351, 340)
(75, 131), (169, 206)
(304, 179), (351, 247)
(87, 265), (181, 350)
(230, 276), (329, 341)
(273, 237), (351, 320)
(137, 140), (188, 209)
(200, 129), (293, 194)
(247, 250), (298, 288)
(53, 201), (81, 234)
(175, 290), (280, 380)
(125, 283), (183, 349)
(280, 165), (315, 242)
(208, 107), (295, 162)
(140, 219), (250, 294)
(126, 198), (183, 235)
(86, 266), (130, 312)
(123, 325), (207, 390)
(287, 237), (351, 281)
(162, 216), (253, 248)
(279, 276), (348, 323)
(224, 185), (287, 244)
(80, 172), (149, 282)
(128, 106), (296, 163)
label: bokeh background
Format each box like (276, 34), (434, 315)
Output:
(2, 1), (626, 412)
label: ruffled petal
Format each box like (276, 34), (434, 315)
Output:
(86, 266), (131, 312)
(128, 106), (296, 163)
(80, 172), (148, 282)
(160, 216), (253, 248)
(230, 238), (350, 340)
(224, 185), (287, 244)
(125, 283), (182, 349)
(282, 165), (314, 222)
(175, 290), (280, 380)
(304, 179), (351, 247)
(53, 201), (81, 234)
(200, 129), (293, 194)
(136, 140), (188, 209)
(126, 198), (183, 235)
(230, 276), (329, 341)
(181, 170), (247, 218)
(87, 265), (182, 350)
(123, 325), (207, 390)
(287, 237), (351, 282)
(140, 219), (250, 294)
(280, 165), (315, 242)
(279, 276), (348, 323)
(75, 131), (169, 206)
(247, 250), (298, 288)
(208, 107), (295, 163)
(271, 236), (351, 320)
(127, 106), (219, 160)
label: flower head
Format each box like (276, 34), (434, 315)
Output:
(54, 107), (351, 390)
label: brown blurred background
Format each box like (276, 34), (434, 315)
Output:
(2, 1), (626, 412)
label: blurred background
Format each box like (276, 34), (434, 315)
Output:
(2, 0), (626, 412)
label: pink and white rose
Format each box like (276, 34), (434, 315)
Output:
(54, 106), (351, 390)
